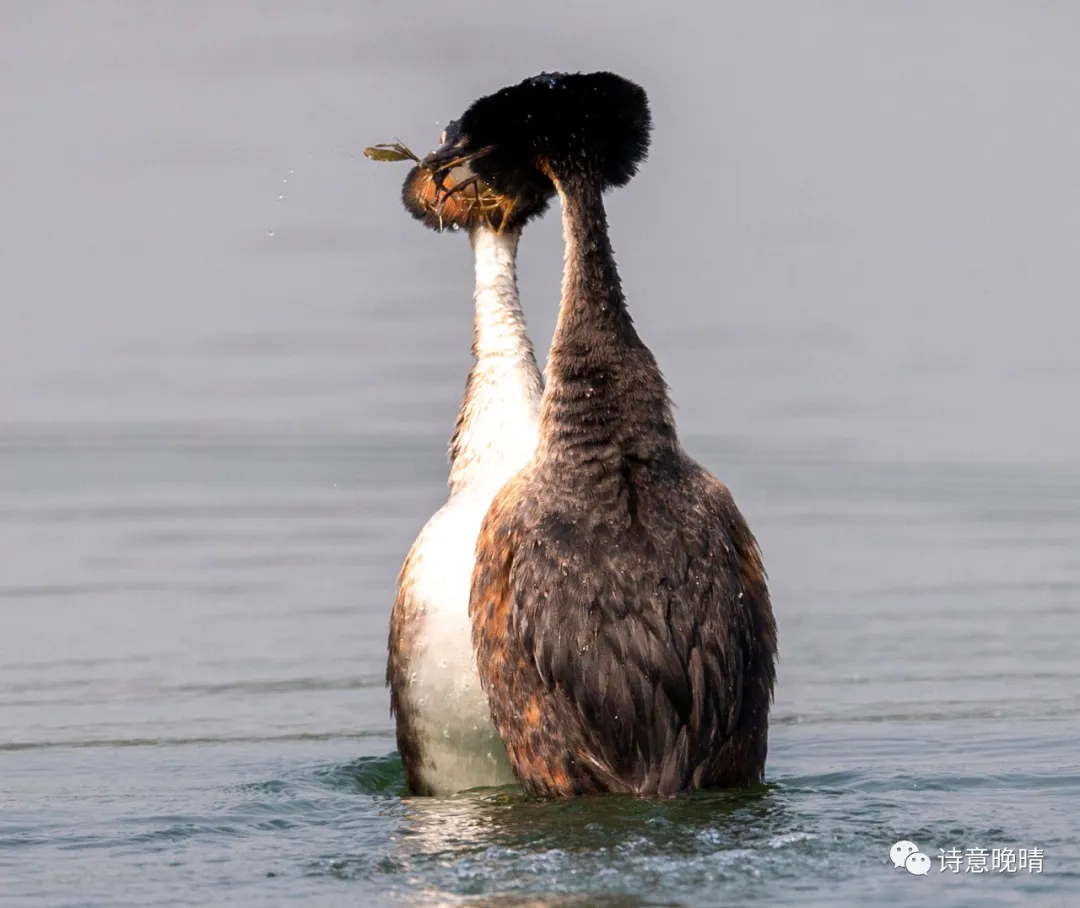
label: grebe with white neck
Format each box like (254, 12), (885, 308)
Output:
(383, 127), (552, 796)
(424, 72), (778, 798)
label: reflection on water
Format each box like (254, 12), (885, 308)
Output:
(2, 1), (1080, 906)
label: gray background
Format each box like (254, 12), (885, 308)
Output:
(2, 3), (1077, 906)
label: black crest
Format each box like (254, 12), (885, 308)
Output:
(445, 72), (652, 202)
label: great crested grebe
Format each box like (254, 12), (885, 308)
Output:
(383, 122), (553, 796)
(421, 72), (778, 798)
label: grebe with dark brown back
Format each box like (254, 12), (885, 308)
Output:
(424, 72), (778, 798)
(385, 125), (553, 796)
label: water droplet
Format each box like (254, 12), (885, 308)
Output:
(277, 194), (284, 201)
(266, 230), (275, 237)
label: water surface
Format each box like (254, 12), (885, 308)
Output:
(2, 3), (1079, 906)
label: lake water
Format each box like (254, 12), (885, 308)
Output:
(2, 3), (1078, 906)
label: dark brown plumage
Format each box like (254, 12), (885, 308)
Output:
(386, 545), (428, 795)
(436, 72), (778, 797)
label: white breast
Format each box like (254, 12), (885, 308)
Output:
(400, 488), (517, 794)
(388, 225), (541, 796)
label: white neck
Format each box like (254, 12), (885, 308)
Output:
(446, 226), (543, 495)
